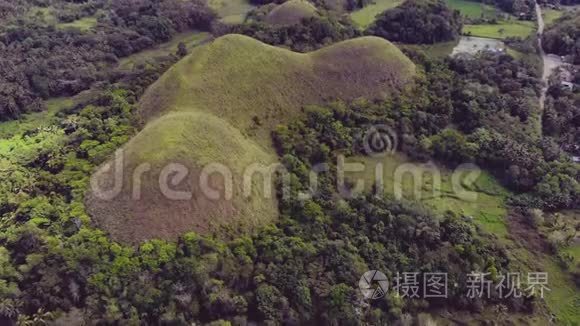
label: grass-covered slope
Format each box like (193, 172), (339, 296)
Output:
(264, 0), (318, 26)
(345, 154), (509, 236)
(139, 34), (415, 143)
(88, 34), (415, 244)
(87, 112), (278, 245)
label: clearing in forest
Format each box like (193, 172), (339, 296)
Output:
(543, 9), (564, 26)
(445, 0), (498, 19)
(351, 0), (404, 28)
(118, 31), (211, 69)
(344, 153), (509, 236)
(464, 19), (536, 39)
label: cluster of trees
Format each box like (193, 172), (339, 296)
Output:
(0, 90), (532, 324)
(0, 0), (30, 20)
(226, 14), (360, 52)
(0, 0), (215, 121)
(0, 24), (563, 323)
(366, 0), (462, 44)
(543, 70), (580, 157)
(0, 49), (185, 323)
(410, 51), (579, 210)
(542, 13), (580, 64)
(448, 51), (541, 130)
(0, 0), (578, 323)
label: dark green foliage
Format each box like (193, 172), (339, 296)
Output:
(0, 0), (216, 120)
(0, 3), (578, 323)
(226, 14), (360, 52)
(366, 0), (462, 44)
(0, 63), (532, 325)
(543, 71), (580, 157)
(486, 0), (535, 16)
(176, 42), (188, 57)
(542, 13), (580, 64)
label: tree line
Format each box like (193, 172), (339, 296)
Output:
(366, 0), (463, 44)
(542, 13), (580, 64)
(0, 0), (215, 121)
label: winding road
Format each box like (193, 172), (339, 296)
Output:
(536, 2), (548, 110)
(535, 2), (564, 131)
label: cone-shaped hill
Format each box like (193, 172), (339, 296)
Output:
(87, 34), (415, 244)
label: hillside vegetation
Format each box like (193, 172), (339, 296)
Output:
(0, 0), (215, 120)
(139, 34), (415, 141)
(87, 112), (277, 244)
(2, 0), (579, 324)
(542, 13), (580, 63)
(366, 0), (463, 44)
(88, 34), (415, 243)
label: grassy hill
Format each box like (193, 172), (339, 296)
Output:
(88, 34), (415, 244)
(87, 112), (278, 245)
(264, 0), (318, 26)
(138, 34), (415, 144)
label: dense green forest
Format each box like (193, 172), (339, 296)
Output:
(366, 0), (463, 44)
(543, 13), (580, 64)
(0, 0), (579, 324)
(0, 0), (214, 120)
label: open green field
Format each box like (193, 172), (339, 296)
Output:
(119, 31), (210, 69)
(506, 245), (580, 325)
(89, 34), (416, 244)
(507, 210), (580, 324)
(399, 40), (459, 59)
(543, 9), (564, 26)
(16, 6), (98, 30)
(557, 210), (580, 273)
(344, 154), (509, 236)
(0, 98), (74, 139)
(208, 0), (256, 24)
(350, 0), (404, 28)
(562, 244), (580, 271)
(464, 19), (536, 39)
(445, 0), (498, 18)
(541, 258), (580, 324)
